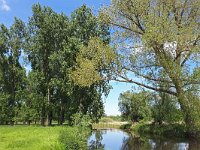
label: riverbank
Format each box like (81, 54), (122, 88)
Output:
(88, 128), (200, 149)
(92, 116), (128, 129)
(0, 125), (89, 150)
(130, 122), (200, 139)
(92, 117), (200, 139)
(92, 121), (128, 129)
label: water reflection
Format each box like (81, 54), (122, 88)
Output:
(123, 135), (200, 150)
(88, 129), (200, 150)
(88, 129), (129, 150)
(88, 130), (105, 150)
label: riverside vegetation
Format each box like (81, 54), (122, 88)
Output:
(0, 126), (90, 150)
(1, 0), (200, 149)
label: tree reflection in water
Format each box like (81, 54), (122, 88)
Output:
(121, 134), (200, 150)
(121, 135), (152, 150)
(88, 130), (200, 150)
(88, 130), (105, 150)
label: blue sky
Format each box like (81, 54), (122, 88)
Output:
(0, 0), (135, 116)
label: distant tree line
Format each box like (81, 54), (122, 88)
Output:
(0, 4), (110, 126)
(118, 90), (183, 124)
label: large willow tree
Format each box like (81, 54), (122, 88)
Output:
(73, 0), (200, 131)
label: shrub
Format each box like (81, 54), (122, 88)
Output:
(71, 113), (92, 127)
(59, 127), (90, 150)
(120, 123), (132, 130)
(134, 123), (187, 138)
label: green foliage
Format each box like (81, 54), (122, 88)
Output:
(120, 123), (132, 130)
(0, 3), (110, 125)
(151, 93), (183, 124)
(134, 123), (188, 138)
(118, 91), (152, 122)
(99, 117), (114, 123)
(107, 115), (122, 121)
(0, 18), (27, 124)
(59, 127), (90, 150)
(72, 37), (115, 87)
(0, 93), (10, 123)
(118, 89), (184, 125)
(0, 3), (109, 126)
(71, 113), (91, 127)
(99, 116), (123, 123)
(26, 3), (72, 125)
(98, 0), (200, 130)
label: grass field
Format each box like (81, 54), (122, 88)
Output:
(92, 116), (129, 130)
(0, 126), (65, 150)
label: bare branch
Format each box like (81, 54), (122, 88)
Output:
(121, 66), (173, 84)
(180, 0), (189, 19)
(181, 35), (200, 66)
(109, 21), (143, 35)
(118, 10), (145, 34)
(113, 73), (177, 96)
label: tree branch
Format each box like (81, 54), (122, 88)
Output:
(113, 73), (177, 96)
(181, 35), (200, 66)
(110, 21), (143, 35)
(120, 66), (173, 84)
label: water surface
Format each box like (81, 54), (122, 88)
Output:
(88, 129), (200, 150)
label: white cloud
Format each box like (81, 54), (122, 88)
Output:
(0, 0), (10, 11)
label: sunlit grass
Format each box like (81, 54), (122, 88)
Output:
(92, 123), (122, 129)
(0, 126), (65, 150)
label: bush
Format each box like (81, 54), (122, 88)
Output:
(120, 123), (132, 130)
(59, 127), (90, 150)
(71, 113), (92, 127)
(100, 117), (114, 123)
(134, 123), (187, 138)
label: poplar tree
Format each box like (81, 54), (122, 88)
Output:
(0, 18), (26, 124)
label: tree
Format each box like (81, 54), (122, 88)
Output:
(150, 74), (183, 124)
(25, 4), (110, 125)
(73, 0), (200, 131)
(151, 92), (183, 125)
(0, 19), (26, 125)
(118, 91), (151, 122)
(68, 5), (111, 123)
(26, 4), (71, 125)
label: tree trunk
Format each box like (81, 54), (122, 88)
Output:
(176, 88), (198, 137)
(41, 103), (46, 126)
(28, 120), (31, 125)
(174, 80), (190, 121)
(10, 121), (14, 126)
(59, 105), (65, 125)
(173, 78), (199, 137)
(45, 88), (51, 126)
(158, 120), (162, 125)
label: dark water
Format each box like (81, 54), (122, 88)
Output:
(87, 129), (200, 150)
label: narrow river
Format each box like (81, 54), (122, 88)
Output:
(87, 129), (200, 150)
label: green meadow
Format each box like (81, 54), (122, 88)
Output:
(0, 126), (65, 150)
